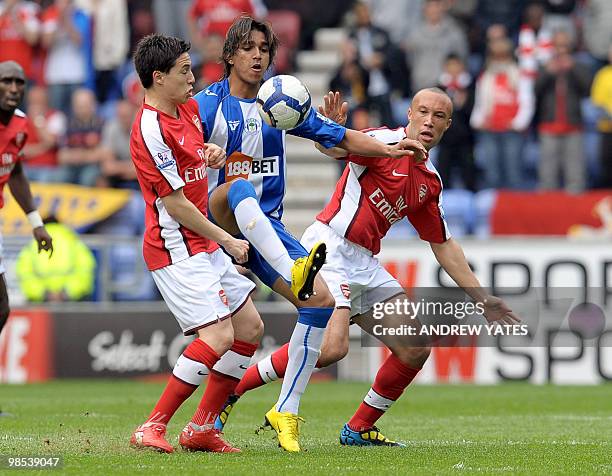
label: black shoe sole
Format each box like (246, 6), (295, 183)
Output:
(297, 243), (327, 301)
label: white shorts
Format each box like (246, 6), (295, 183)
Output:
(301, 221), (401, 317)
(152, 249), (256, 335)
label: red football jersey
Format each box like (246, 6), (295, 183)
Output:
(0, 109), (28, 209)
(130, 99), (219, 271)
(317, 127), (450, 255)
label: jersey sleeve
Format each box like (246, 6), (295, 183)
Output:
(406, 193), (451, 244)
(289, 109), (346, 148)
(136, 114), (185, 197)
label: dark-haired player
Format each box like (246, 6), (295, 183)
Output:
(194, 16), (425, 452)
(128, 34), (263, 454)
(0, 60), (53, 335)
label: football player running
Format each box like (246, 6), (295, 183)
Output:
(216, 87), (520, 447)
(194, 16), (425, 452)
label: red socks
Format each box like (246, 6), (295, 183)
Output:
(192, 340), (258, 426)
(348, 353), (420, 432)
(145, 339), (219, 426)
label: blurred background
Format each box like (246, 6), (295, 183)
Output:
(0, 0), (610, 386)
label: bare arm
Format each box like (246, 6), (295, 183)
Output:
(430, 238), (520, 324)
(8, 161), (53, 254)
(161, 189), (249, 263)
(314, 91), (427, 160)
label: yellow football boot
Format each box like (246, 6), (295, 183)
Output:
(262, 405), (304, 453)
(290, 242), (326, 301)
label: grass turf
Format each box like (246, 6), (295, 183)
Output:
(1, 381), (610, 475)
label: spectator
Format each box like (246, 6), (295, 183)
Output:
(41, 0), (93, 115)
(582, 0), (612, 66)
(329, 42), (369, 118)
(363, 0), (422, 46)
(152, 0), (191, 40)
(535, 31), (591, 193)
(16, 217), (96, 302)
(346, 1), (395, 126)
(187, 0), (267, 87)
(437, 54), (476, 190)
(57, 88), (111, 186)
(75, 0), (129, 104)
(542, 0), (577, 42)
(22, 85), (66, 182)
(405, 0), (468, 93)
(0, 0), (41, 80)
(101, 99), (138, 189)
(590, 44), (612, 188)
(475, 0), (528, 44)
(535, 30), (592, 193)
(517, 2), (554, 80)
(470, 36), (534, 189)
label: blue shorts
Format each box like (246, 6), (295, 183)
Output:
(209, 211), (308, 288)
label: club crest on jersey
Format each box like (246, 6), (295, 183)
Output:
(245, 118), (259, 133)
(15, 132), (25, 148)
(340, 283), (351, 299)
(419, 184), (428, 202)
(219, 289), (228, 306)
(192, 114), (202, 132)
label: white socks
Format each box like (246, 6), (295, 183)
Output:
(276, 322), (325, 414)
(234, 197), (293, 282)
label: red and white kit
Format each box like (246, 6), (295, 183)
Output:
(130, 99), (254, 334)
(0, 108), (28, 273)
(302, 126), (450, 315)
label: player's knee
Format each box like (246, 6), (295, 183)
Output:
(317, 338), (348, 367)
(244, 317), (264, 344)
(306, 289), (335, 309)
(393, 345), (431, 368)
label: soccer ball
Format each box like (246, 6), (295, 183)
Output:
(256, 75), (311, 130)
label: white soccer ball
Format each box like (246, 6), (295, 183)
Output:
(256, 75), (311, 130)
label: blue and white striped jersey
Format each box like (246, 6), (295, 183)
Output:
(194, 79), (346, 219)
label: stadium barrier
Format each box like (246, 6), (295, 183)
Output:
(0, 237), (609, 385)
(0, 302), (337, 384)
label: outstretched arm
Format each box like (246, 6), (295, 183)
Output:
(430, 238), (520, 324)
(8, 161), (53, 255)
(314, 91), (427, 161)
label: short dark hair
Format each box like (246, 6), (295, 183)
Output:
(222, 16), (279, 79)
(134, 34), (191, 89)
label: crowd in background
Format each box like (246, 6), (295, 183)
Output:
(2, 0), (611, 193)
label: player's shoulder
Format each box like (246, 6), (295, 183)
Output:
(361, 126), (405, 145)
(194, 80), (227, 107)
(12, 109), (29, 129)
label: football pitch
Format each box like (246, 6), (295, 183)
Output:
(1, 381), (610, 475)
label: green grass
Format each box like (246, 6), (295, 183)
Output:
(1, 381), (611, 475)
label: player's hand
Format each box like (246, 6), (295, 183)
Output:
(204, 142), (226, 169)
(318, 91), (348, 126)
(223, 237), (249, 264)
(33, 226), (53, 257)
(482, 295), (521, 325)
(389, 138), (428, 162)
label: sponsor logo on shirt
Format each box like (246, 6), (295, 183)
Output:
(225, 152), (279, 181)
(184, 164), (207, 183)
(368, 188), (408, 225)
